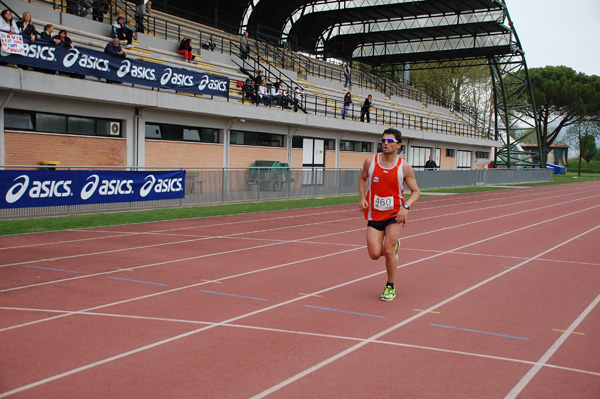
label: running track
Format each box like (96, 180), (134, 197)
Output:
(1, 182), (599, 398)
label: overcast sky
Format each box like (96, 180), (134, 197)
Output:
(506, 0), (599, 77)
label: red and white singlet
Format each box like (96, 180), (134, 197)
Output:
(364, 153), (405, 221)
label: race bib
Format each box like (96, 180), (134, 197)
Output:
(374, 195), (394, 211)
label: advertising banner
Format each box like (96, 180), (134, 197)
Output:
(0, 170), (186, 209)
(0, 37), (230, 98)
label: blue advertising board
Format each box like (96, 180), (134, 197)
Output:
(0, 36), (230, 98)
(0, 170), (186, 208)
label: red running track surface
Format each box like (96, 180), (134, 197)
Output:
(1, 182), (599, 398)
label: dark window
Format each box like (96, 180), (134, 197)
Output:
(446, 149), (455, 157)
(68, 116), (96, 135)
(37, 113), (66, 133)
(476, 151), (489, 158)
(4, 109), (119, 137)
(230, 130), (284, 147)
(4, 110), (34, 130)
(145, 123), (219, 143)
(341, 140), (371, 152)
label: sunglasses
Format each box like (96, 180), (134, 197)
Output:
(381, 138), (398, 143)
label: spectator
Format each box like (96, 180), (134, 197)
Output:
(242, 78), (257, 104)
(104, 36), (126, 58)
(112, 16), (134, 48)
(343, 62), (352, 89)
(257, 79), (270, 106)
(293, 86), (304, 113)
(277, 81), (291, 108)
(269, 81), (282, 106)
(201, 38), (216, 51)
(360, 94), (372, 123)
(177, 38), (195, 62)
(40, 24), (60, 44)
(55, 29), (74, 49)
(16, 12), (38, 41)
(342, 91), (352, 120)
(0, 9), (18, 34)
(424, 156), (437, 170)
(240, 31), (249, 60)
(78, 0), (93, 17)
(136, 0), (151, 34)
(92, 0), (110, 23)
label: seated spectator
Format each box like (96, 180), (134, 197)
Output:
(78, 0), (93, 17)
(177, 38), (195, 62)
(16, 12), (38, 42)
(40, 24), (60, 44)
(201, 38), (216, 51)
(257, 79), (270, 106)
(55, 29), (74, 49)
(112, 16), (133, 47)
(242, 78), (257, 104)
(136, 0), (151, 33)
(104, 36), (126, 58)
(293, 87), (304, 113)
(269, 83), (281, 106)
(0, 9), (18, 34)
(276, 81), (292, 108)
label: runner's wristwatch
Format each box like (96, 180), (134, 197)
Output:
(402, 204), (410, 210)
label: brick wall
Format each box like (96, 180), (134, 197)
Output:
(145, 140), (223, 167)
(5, 131), (126, 166)
(229, 145), (287, 167)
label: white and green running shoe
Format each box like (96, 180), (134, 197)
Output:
(380, 285), (396, 301)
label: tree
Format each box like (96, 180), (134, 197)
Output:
(562, 120), (600, 175)
(525, 66), (600, 167)
(581, 135), (597, 173)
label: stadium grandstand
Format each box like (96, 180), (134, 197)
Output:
(0, 0), (548, 216)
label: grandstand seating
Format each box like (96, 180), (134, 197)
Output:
(3, 0), (482, 138)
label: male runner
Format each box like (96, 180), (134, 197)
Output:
(358, 128), (421, 301)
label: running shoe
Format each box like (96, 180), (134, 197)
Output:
(380, 285), (396, 301)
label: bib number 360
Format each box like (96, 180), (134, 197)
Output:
(374, 195), (394, 211)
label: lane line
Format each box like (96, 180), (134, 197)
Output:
(198, 289), (267, 301)
(505, 294), (600, 399)
(106, 276), (167, 287)
(551, 329), (585, 336)
(305, 305), (385, 319)
(430, 323), (529, 341)
(25, 266), (79, 274)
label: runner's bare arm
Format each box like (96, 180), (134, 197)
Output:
(358, 156), (373, 212)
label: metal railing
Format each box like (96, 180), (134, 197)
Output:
(0, 165), (552, 219)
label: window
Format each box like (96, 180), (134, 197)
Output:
(4, 110), (33, 130)
(292, 136), (335, 150)
(476, 151), (489, 158)
(446, 149), (455, 157)
(340, 140), (372, 152)
(230, 130), (284, 147)
(4, 109), (120, 137)
(456, 150), (472, 169)
(37, 113), (66, 133)
(145, 123), (219, 143)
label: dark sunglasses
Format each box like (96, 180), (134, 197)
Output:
(381, 138), (398, 143)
